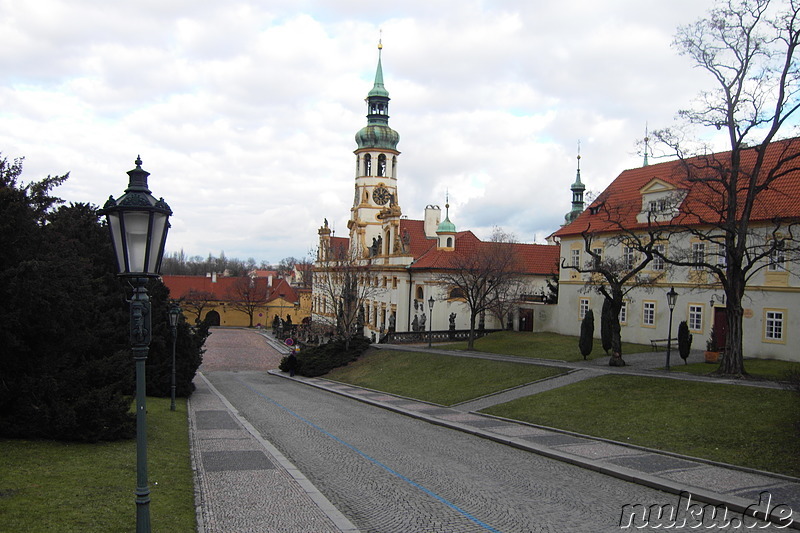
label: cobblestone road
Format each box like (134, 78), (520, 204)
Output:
(206, 368), (680, 532)
(200, 329), (791, 532)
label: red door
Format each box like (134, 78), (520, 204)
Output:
(713, 307), (727, 350)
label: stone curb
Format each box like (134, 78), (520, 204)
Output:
(268, 369), (800, 530)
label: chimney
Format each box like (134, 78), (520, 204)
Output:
(424, 205), (441, 238)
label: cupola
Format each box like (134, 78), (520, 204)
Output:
(355, 41), (399, 151)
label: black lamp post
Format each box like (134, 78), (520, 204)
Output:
(168, 302), (181, 412)
(665, 286), (678, 371)
(100, 156), (171, 533)
(427, 296), (435, 348)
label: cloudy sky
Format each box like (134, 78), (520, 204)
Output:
(0, 0), (724, 264)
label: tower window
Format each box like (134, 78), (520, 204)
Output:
(378, 154), (386, 177)
(446, 237), (453, 247)
(364, 154), (371, 176)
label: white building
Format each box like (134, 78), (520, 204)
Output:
(553, 139), (800, 362)
(312, 44), (560, 340)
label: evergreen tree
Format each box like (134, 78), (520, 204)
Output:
(579, 309), (594, 360)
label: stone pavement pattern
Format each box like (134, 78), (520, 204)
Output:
(190, 328), (357, 532)
(191, 328), (800, 531)
(206, 370), (680, 532)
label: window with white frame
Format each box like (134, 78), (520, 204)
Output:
(688, 305), (703, 332)
(642, 301), (656, 326)
(572, 249), (581, 268)
(768, 248), (786, 271)
(652, 244), (665, 271)
(765, 310), (784, 341)
(592, 247), (603, 268)
(623, 246), (635, 270)
(716, 242), (727, 267)
(579, 298), (590, 319)
(692, 242), (705, 269)
(620, 301), (628, 324)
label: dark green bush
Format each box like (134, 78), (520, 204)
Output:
(579, 309), (594, 360)
(280, 336), (371, 377)
(677, 320), (692, 364)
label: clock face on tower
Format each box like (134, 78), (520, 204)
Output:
(372, 185), (390, 205)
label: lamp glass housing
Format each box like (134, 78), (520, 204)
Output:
(666, 287), (678, 310)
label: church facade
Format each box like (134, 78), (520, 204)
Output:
(311, 45), (560, 341)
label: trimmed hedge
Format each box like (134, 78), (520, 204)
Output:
(280, 336), (371, 377)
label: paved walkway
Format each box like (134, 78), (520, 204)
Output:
(190, 329), (800, 531)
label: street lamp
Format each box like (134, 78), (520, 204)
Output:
(168, 302), (181, 412)
(100, 156), (171, 533)
(665, 287), (678, 371)
(427, 296), (435, 348)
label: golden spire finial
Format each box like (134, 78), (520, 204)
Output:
(378, 29), (383, 49)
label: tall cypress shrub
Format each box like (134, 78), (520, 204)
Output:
(579, 309), (594, 360)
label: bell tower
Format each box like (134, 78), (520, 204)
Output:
(349, 40), (401, 258)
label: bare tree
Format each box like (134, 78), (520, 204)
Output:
(561, 207), (670, 365)
(277, 256), (298, 279)
(313, 245), (384, 349)
(653, 0), (800, 376)
(434, 241), (522, 350)
(226, 276), (268, 327)
(294, 255), (314, 289)
(181, 289), (216, 324)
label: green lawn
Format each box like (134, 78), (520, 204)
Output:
(442, 330), (652, 362)
(668, 358), (800, 381)
(326, 348), (567, 405)
(483, 374), (800, 477)
(0, 397), (196, 533)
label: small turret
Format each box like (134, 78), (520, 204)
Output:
(564, 143), (585, 225)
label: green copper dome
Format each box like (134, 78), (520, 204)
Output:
(356, 43), (399, 151)
(437, 203), (456, 233)
(356, 125), (399, 150)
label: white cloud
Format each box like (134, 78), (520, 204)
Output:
(0, 0), (729, 262)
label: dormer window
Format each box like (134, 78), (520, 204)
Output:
(637, 179), (685, 224)
(648, 199), (667, 213)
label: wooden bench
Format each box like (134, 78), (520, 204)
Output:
(650, 338), (671, 351)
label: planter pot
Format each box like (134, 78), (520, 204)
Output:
(704, 351), (720, 363)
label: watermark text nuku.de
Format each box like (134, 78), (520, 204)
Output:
(619, 491), (794, 529)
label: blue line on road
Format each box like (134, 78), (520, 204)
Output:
(239, 377), (503, 533)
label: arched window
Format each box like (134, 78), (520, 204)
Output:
(377, 154), (386, 177)
(449, 287), (465, 299)
(364, 154), (371, 176)
(416, 286), (424, 300)
(392, 156), (397, 178)
(446, 237), (453, 247)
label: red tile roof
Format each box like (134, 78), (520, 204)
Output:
(408, 229), (559, 275)
(556, 137), (800, 237)
(266, 278), (299, 303)
(162, 275), (297, 303)
(319, 219), (558, 275)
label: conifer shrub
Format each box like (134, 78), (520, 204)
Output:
(677, 320), (692, 364)
(579, 309), (594, 360)
(280, 336), (371, 377)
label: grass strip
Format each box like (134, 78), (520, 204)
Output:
(443, 331), (652, 362)
(482, 374), (800, 477)
(0, 397), (196, 533)
(326, 348), (567, 405)
(667, 358), (800, 380)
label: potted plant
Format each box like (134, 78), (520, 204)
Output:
(704, 325), (720, 363)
